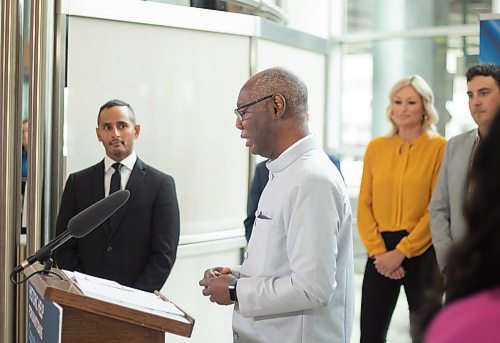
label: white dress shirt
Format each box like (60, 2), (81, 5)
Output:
(232, 136), (354, 343)
(104, 151), (137, 197)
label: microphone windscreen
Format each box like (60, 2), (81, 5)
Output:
(68, 190), (130, 238)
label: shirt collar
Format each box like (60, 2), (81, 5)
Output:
(267, 134), (317, 173)
(393, 132), (430, 146)
(104, 151), (137, 172)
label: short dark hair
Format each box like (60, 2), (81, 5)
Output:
(465, 63), (500, 86)
(97, 99), (136, 125)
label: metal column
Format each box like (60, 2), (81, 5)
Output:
(1, 0), (23, 341)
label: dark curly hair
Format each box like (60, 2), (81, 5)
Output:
(465, 63), (500, 86)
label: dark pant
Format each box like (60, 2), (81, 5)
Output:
(359, 231), (439, 343)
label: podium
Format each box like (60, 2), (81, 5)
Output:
(24, 265), (194, 343)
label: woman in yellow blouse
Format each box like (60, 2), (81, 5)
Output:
(358, 75), (446, 342)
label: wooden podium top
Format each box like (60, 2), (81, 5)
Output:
(24, 264), (194, 338)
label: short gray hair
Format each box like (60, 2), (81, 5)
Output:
(251, 67), (308, 119)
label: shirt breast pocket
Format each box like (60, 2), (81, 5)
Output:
(245, 216), (287, 276)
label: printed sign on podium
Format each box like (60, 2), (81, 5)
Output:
(27, 283), (62, 343)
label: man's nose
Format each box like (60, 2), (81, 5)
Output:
(235, 118), (243, 130)
(470, 96), (481, 107)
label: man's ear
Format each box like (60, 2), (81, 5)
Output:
(134, 124), (141, 139)
(96, 127), (102, 142)
(273, 94), (286, 117)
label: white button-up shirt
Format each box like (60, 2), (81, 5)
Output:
(104, 152), (137, 197)
(232, 136), (354, 342)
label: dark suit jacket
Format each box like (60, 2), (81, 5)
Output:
(54, 158), (180, 292)
(243, 161), (269, 241)
(244, 154), (342, 242)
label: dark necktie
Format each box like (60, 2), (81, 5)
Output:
(109, 163), (122, 195)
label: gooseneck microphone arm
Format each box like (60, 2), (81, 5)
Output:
(10, 190), (130, 281)
(10, 230), (73, 276)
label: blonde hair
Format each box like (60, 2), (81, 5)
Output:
(386, 75), (438, 136)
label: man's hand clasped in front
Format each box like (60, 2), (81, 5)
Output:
(199, 267), (236, 305)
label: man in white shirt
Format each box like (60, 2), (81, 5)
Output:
(199, 67), (354, 342)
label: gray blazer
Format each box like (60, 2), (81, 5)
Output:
(429, 129), (477, 271)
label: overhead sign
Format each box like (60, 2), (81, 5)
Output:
(480, 14), (500, 64)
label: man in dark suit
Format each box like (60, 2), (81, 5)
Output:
(54, 99), (180, 292)
(244, 154), (342, 242)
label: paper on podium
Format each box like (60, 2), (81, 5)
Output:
(63, 270), (189, 323)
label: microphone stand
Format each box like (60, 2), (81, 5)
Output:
(38, 231), (73, 274)
(10, 230), (73, 281)
(11, 190), (130, 283)
(35, 232), (71, 273)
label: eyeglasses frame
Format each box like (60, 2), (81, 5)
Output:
(234, 94), (274, 121)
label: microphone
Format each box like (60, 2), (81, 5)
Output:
(68, 189), (130, 238)
(11, 190), (130, 276)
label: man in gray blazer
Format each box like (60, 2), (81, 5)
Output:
(430, 64), (500, 272)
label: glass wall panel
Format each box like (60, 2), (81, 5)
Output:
(340, 43), (373, 149)
(339, 33), (481, 147)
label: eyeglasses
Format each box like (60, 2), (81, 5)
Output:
(234, 95), (273, 121)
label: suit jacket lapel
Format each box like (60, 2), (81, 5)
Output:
(92, 160), (106, 204)
(108, 158), (145, 236)
(89, 160), (111, 238)
(460, 131), (477, 176)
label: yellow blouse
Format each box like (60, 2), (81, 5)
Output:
(357, 133), (446, 258)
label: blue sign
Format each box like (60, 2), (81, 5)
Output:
(480, 17), (500, 64)
(27, 283), (62, 343)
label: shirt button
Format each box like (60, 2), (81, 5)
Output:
(269, 173), (274, 180)
(244, 251), (248, 259)
(107, 246), (113, 253)
(233, 331), (239, 341)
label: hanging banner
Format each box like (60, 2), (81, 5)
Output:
(479, 14), (500, 64)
